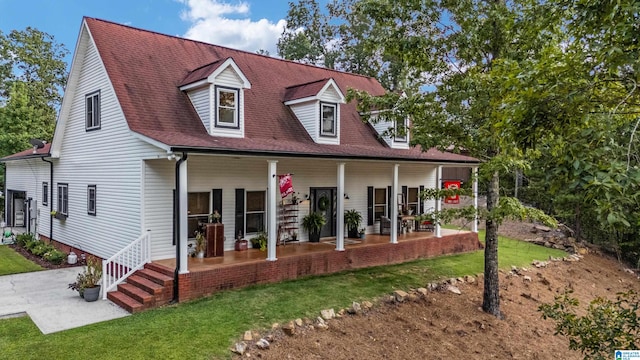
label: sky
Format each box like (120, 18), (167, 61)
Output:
(0, 0), (317, 68)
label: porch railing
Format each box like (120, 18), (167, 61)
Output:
(102, 230), (151, 300)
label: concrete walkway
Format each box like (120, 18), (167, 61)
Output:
(0, 267), (130, 334)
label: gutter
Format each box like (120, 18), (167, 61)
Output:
(41, 157), (54, 240)
(171, 152), (188, 304)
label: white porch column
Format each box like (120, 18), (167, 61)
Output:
(390, 163), (399, 244)
(336, 162), (345, 251)
(267, 160), (278, 261)
(472, 166), (479, 233)
(179, 158), (189, 274)
(435, 165), (442, 238)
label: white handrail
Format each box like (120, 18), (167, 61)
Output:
(102, 230), (151, 299)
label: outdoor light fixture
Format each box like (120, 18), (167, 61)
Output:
(344, 193), (350, 200)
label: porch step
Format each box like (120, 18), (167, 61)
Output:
(117, 283), (155, 305)
(127, 274), (165, 296)
(107, 291), (145, 313)
(144, 262), (173, 277)
(137, 268), (173, 287)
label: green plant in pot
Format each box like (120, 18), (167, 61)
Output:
(302, 211), (326, 243)
(344, 209), (363, 238)
(250, 231), (268, 251)
(68, 257), (102, 302)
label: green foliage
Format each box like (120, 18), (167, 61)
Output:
(29, 242), (50, 257)
(15, 232), (34, 247)
(250, 231), (268, 251)
(42, 249), (65, 265)
(301, 211), (326, 234)
(540, 290), (640, 360)
(344, 209), (363, 231)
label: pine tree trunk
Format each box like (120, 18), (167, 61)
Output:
(482, 170), (502, 318)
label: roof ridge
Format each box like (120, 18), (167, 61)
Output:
(84, 17), (380, 82)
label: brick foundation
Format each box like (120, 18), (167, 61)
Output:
(177, 232), (482, 302)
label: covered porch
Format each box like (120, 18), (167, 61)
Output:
(154, 229), (482, 302)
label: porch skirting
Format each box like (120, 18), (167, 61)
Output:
(174, 232), (482, 302)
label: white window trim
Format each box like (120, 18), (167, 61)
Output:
(245, 190), (266, 235)
(57, 183), (68, 216)
(394, 117), (408, 143)
(215, 86), (239, 129)
(85, 90), (101, 131)
(320, 102), (337, 137)
(42, 182), (48, 206)
(87, 185), (96, 216)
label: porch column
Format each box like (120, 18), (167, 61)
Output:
(336, 162), (345, 251)
(435, 165), (442, 238)
(267, 160), (278, 261)
(472, 166), (479, 233)
(179, 158), (189, 273)
(390, 163), (399, 244)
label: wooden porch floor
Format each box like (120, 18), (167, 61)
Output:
(154, 228), (467, 272)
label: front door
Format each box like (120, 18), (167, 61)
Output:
(311, 188), (336, 238)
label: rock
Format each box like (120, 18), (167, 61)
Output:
(456, 277), (465, 283)
(464, 275), (476, 284)
(352, 301), (362, 313)
(394, 290), (409, 302)
(427, 283), (438, 291)
(265, 334), (275, 342)
(533, 260), (548, 268)
(320, 308), (336, 320)
(294, 318), (303, 327)
(282, 321), (296, 336)
(232, 342), (247, 355)
(407, 293), (419, 302)
(523, 276), (532, 282)
(315, 317), (329, 330)
(255, 338), (270, 350)
(337, 308), (346, 317)
(446, 285), (462, 295)
(511, 265), (518, 272)
(534, 225), (552, 232)
(543, 241), (551, 248)
(271, 323), (279, 330)
(362, 301), (373, 310)
(448, 278), (458, 285)
(243, 330), (253, 341)
(624, 268), (635, 275)
(417, 287), (428, 296)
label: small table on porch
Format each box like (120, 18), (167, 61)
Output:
(398, 215), (415, 233)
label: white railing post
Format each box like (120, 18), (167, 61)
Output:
(102, 230), (152, 300)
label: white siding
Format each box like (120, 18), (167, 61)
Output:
(51, 32), (165, 259)
(143, 155), (438, 260)
(4, 159), (50, 236)
(369, 113), (410, 149)
(289, 102), (318, 140)
(215, 67), (243, 86)
(187, 87), (210, 130)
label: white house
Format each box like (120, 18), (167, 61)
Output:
(2, 18), (480, 308)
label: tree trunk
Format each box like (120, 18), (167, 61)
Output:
(482, 170), (502, 319)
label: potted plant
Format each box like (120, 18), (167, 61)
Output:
(234, 230), (248, 251)
(194, 231), (206, 258)
(250, 231), (268, 251)
(302, 212), (326, 243)
(344, 209), (363, 238)
(209, 210), (221, 223)
(68, 257), (102, 302)
(359, 228), (366, 239)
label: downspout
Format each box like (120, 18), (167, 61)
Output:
(41, 157), (54, 240)
(171, 152), (188, 304)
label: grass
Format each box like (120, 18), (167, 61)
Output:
(0, 245), (43, 276)
(0, 232), (566, 359)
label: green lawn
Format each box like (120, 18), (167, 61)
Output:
(0, 232), (565, 359)
(0, 245), (43, 276)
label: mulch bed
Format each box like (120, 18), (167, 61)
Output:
(8, 244), (81, 270)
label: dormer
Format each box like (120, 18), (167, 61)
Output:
(180, 58), (251, 138)
(368, 110), (410, 149)
(284, 78), (345, 145)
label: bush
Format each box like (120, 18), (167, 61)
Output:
(43, 249), (66, 265)
(540, 290), (640, 360)
(15, 233), (35, 247)
(24, 239), (40, 252)
(30, 243), (52, 257)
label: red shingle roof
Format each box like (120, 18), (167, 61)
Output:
(283, 78), (331, 102)
(1, 143), (51, 161)
(85, 17), (479, 164)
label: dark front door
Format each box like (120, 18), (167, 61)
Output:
(311, 188), (336, 238)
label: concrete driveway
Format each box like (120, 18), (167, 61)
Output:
(0, 267), (130, 334)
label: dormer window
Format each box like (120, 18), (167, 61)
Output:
(216, 86), (239, 128)
(320, 102), (337, 137)
(394, 117), (407, 143)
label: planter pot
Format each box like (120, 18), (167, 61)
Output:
(251, 242), (261, 249)
(196, 251), (205, 259)
(359, 233), (366, 239)
(53, 213), (67, 220)
(83, 286), (101, 302)
(235, 240), (248, 251)
(309, 231), (320, 243)
(347, 228), (359, 239)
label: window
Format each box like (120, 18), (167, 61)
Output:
(57, 183), (68, 216)
(188, 192), (210, 238)
(394, 117), (407, 142)
(85, 91), (101, 130)
(374, 188), (387, 221)
(42, 182), (48, 206)
(245, 191), (265, 234)
(320, 102), (337, 137)
(407, 187), (419, 214)
(87, 185), (96, 215)
(216, 87), (239, 128)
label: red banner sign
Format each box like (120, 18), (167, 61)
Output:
(444, 180), (461, 204)
(279, 174), (294, 198)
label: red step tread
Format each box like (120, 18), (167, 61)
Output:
(118, 283), (154, 305)
(137, 268), (173, 286)
(107, 291), (144, 313)
(127, 274), (164, 295)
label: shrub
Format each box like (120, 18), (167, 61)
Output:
(43, 249), (66, 265)
(24, 239), (40, 252)
(15, 233), (35, 247)
(30, 243), (51, 257)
